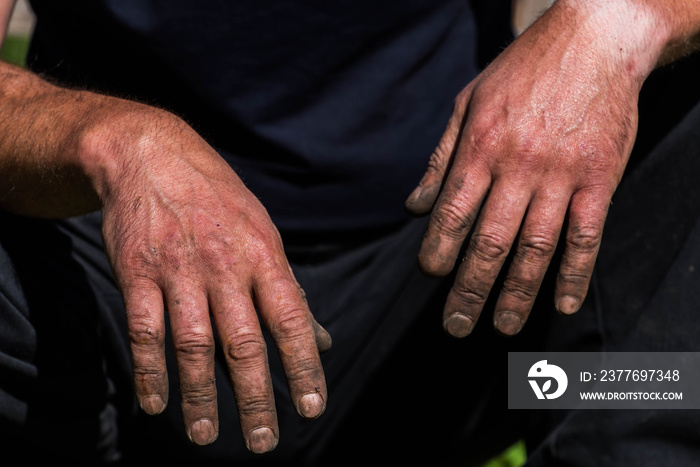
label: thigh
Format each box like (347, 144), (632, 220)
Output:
(0, 211), (132, 464)
(525, 64), (700, 467)
(123, 218), (545, 466)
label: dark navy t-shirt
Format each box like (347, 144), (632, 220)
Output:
(27, 1), (506, 233)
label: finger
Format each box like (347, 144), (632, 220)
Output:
(554, 188), (610, 314)
(124, 280), (169, 416)
(493, 190), (570, 335)
(405, 88), (473, 215)
(442, 181), (531, 337)
(254, 272), (327, 422)
(312, 316), (332, 354)
(210, 287), (279, 455)
(165, 281), (218, 446)
(417, 159), (492, 277)
(292, 272), (332, 353)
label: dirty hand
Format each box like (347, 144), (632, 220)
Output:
(86, 106), (330, 453)
(405, 0), (669, 337)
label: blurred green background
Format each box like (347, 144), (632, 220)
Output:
(1, 35), (29, 66)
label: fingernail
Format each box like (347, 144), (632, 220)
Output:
(298, 392), (325, 419)
(558, 296), (580, 314)
(495, 312), (523, 336)
(313, 320), (333, 354)
(247, 427), (278, 454)
(189, 419), (217, 445)
(405, 186), (422, 206)
(141, 395), (165, 415)
(444, 314), (474, 338)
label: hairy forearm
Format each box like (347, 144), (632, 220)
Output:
(0, 60), (178, 218)
(0, 61), (97, 216)
(643, 0), (700, 65)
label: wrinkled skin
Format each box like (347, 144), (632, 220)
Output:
(90, 111), (331, 453)
(406, 1), (646, 337)
(1, 0), (699, 458)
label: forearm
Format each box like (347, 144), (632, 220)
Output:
(0, 60), (176, 218)
(0, 61), (95, 216)
(642, 0), (700, 65)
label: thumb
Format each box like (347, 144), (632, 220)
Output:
(405, 86), (472, 216)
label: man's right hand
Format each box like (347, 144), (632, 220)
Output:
(0, 53), (330, 451)
(83, 107), (330, 453)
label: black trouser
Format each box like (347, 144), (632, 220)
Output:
(0, 208), (542, 466)
(523, 58), (700, 466)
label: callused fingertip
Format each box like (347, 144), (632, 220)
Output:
(298, 391), (325, 419)
(189, 419), (218, 446)
(444, 313), (474, 338)
(247, 427), (278, 454)
(557, 295), (581, 315)
(140, 395), (166, 415)
(494, 312), (523, 336)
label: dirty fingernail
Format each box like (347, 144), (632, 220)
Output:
(444, 314), (474, 338)
(313, 320), (333, 353)
(405, 185), (422, 206)
(141, 395), (165, 415)
(189, 419), (217, 445)
(298, 392), (325, 419)
(557, 296), (580, 315)
(247, 427), (278, 454)
(495, 312), (523, 336)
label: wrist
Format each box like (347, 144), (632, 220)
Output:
(557, 0), (700, 80)
(75, 98), (184, 206)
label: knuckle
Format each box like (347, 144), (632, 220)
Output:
(501, 276), (539, 302)
(248, 235), (285, 272)
(118, 242), (162, 281)
(199, 233), (239, 271)
(557, 267), (590, 286)
(198, 216), (283, 274)
(132, 362), (166, 392)
(174, 331), (216, 360)
(451, 282), (489, 308)
(284, 355), (323, 383)
(579, 140), (624, 177)
(516, 234), (557, 264)
(129, 318), (165, 348)
(225, 330), (267, 367)
(466, 115), (503, 158)
(508, 132), (550, 171)
(271, 305), (313, 344)
(133, 373), (167, 402)
(567, 224), (602, 253)
(237, 394), (275, 418)
(425, 149), (448, 176)
(432, 198), (475, 239)
(469, 230), (511, 263)
(181, 386), (217, 408)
